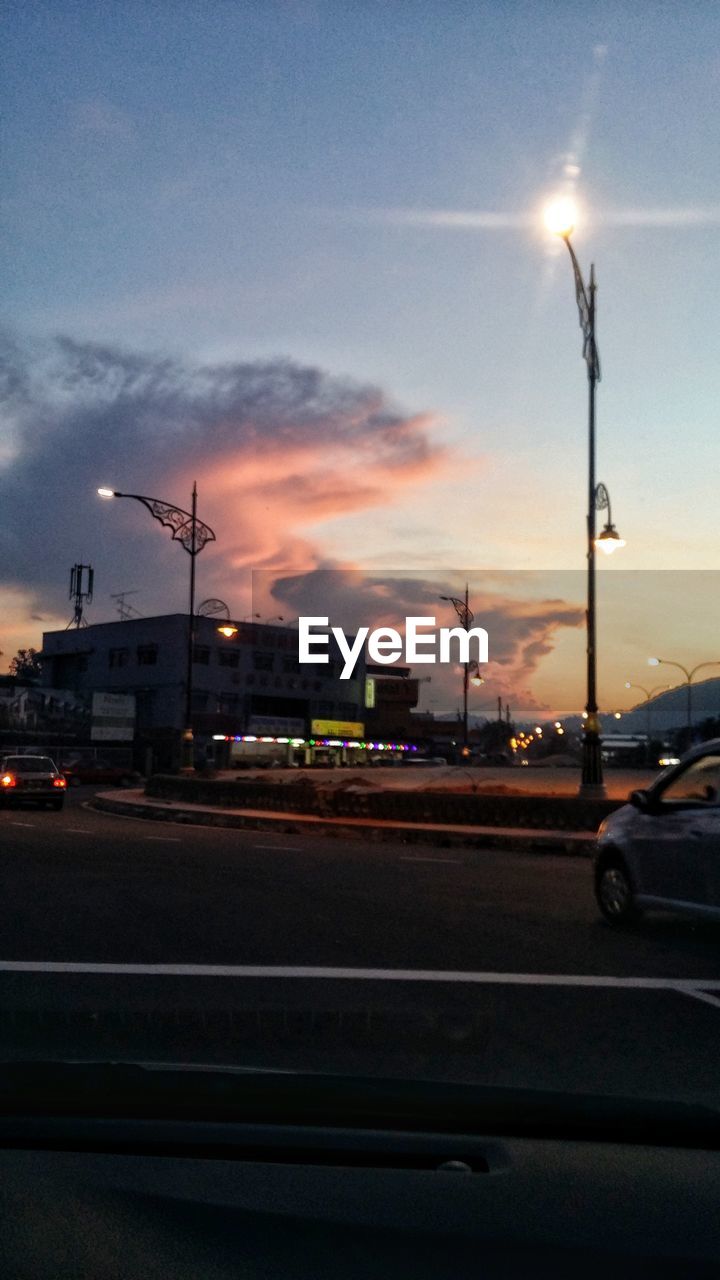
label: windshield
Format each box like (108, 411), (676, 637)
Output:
(2, 3), (720, 1124)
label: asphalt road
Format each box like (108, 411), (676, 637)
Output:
(1, 788), (719, 1105)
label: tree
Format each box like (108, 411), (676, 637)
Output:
(9, 648), (43, 681)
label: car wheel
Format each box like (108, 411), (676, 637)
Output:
(595, 859), (641, 926)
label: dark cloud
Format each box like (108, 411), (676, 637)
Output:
(265, 568), (584, 713)
(0, 332), (443, 626)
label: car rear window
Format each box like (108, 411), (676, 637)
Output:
(4, 757), (56, 773)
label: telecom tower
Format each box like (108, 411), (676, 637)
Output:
(67, 564), (94, 628)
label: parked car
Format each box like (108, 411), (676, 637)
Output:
(0, 755), (67, 810)
(61, 759), (141, 788)
(595, 738), (720, 925)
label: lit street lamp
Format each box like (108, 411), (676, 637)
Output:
(439, 586), (474, 749)
(546, 198), (625, 797)
(648, 657), (720, 746)
(594, 483), (625, 555)
(98, 483), (216, 770)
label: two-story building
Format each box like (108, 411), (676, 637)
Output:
(40, 615), (367, 770)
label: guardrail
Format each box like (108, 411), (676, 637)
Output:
(145, 776), (622, 831)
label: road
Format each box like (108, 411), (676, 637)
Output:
(1, 788), (719, 1106)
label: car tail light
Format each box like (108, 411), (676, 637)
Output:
(1, 773), (16, 788)
(53, 777), (67, 789)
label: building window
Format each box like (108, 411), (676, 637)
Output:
(108, 648), (129, 669)
(252, 651), (274, 672)
(192, 646), (210, 665)
(137, 645), (158, 666)
(217, 649), (239, 668)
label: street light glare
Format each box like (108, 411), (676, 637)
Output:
(97, 487), (116, 499)
(594, 525), (626, 554)
(543, 196), (577, 237)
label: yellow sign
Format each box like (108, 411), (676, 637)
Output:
(311, 719), (364, 738)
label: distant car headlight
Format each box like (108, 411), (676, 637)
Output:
(658, 756), (680, 767)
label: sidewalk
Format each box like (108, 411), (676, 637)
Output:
(90, 789), (597, 856)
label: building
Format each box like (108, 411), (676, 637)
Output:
(364, 663), (420, 742)
(40, 615), (367, 770)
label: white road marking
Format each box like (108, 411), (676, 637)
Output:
(65, 828), (94, 834)
(253, 843), (302, 850)
(0, 961), (717, 1009)
(8, 822), (35, 828)
(681, 987), (720, 1010)
(400, 856), (462, 864)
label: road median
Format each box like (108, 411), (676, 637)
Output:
(90, 788), (597, 855)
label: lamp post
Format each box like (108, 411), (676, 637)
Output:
(98, 483), (216, 770)
(648, 657), (720, 748)
(624, 681), (670, 762)
(545, 199), (625, 798)
(440, 586), (473, 750)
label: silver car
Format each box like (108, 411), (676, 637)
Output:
(595, 738), (720, 925)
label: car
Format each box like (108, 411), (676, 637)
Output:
(595, 738), (720, 925)
(61, 759), (141, 788)
(0, 754), (67, 810)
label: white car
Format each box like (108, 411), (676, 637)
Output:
(595, 738), (720, 925)
(0, 754), (68, 811)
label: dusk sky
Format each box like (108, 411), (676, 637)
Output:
(2, 1), (719, 716)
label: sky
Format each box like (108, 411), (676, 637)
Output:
(1, 1), (719, 717)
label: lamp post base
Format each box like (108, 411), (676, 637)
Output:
(578, 724), (606, 798)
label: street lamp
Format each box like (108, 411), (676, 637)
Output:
(647, 657), (720, 746)
(440, 586), (473, 749)
(593, 483), (625, 555)
(546, 197), (618, 798)
(624, 681), (671, 761)
(97, 483), (216, 770)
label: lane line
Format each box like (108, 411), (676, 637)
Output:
(680, 987), (720, 1010)
(65, 828), (94, 835)
(0, 961), (718, 1003)
(400, 856), (462, 864)
(8, 822), (35, 828)
(253, 843), (303, 850)
(146, 836), (181, 843)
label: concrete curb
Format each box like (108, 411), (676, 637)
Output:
(90, 791), (596, 856)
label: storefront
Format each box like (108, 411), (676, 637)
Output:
(217, 718), (419, 768)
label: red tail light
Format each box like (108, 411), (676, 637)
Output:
(53, 777), (67, 789)
(1, 773), (16, 788)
